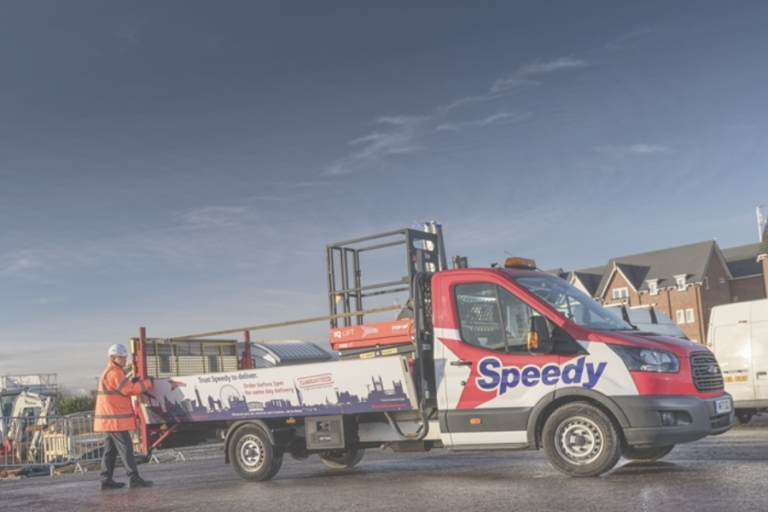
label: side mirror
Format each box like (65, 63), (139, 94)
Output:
(528, 316), (554, 355)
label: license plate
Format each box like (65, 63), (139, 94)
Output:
(725, 375), (749, 383)
(715, 398), (732, 414)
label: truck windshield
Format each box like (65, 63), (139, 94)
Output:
(513, 275), (634, 331)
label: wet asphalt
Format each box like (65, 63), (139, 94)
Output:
(2, 416), (767, 512)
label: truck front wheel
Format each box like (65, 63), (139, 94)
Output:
(228, 425), (283, 481)
(736, 409), (755, 426)
(621, 444), (675, 461)
(319, 448), (365, 469)
(542, 402), (621, 477)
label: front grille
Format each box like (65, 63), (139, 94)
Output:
(690, 352), (724, 392)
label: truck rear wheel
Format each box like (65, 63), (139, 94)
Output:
(319, 448), (365, 469)
(621, 444), (675, 462)
(228, 425), (283, 481)
(542, 402), (621, 477)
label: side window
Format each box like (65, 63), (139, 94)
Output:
(455, 283), (505, 350)
(498, 288), (535, 353)
(454, 283), (538, 354)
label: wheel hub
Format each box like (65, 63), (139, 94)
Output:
(556, 416), (603, 465)
(239, 436), (265, 471)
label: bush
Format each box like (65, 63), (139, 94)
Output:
(58, 396), (95, 416)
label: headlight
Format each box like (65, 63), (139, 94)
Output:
(608, 344), (680, 373)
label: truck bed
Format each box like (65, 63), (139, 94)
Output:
(138, 356), (417, 425)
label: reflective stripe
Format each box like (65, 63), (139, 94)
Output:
(99, 367), (116, 392)
(97, 391), (122, 396)
(116, 378), (131, 393)
(94, 413), (135, 420)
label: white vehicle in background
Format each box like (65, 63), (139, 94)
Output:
(707, 298), (768, 425)
(607, 305), (689, 340)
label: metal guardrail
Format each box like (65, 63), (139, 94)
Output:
(1, 413), (140, 476)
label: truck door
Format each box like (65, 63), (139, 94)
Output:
(750, 302), (768, 401)
(435, 281), (559, 448)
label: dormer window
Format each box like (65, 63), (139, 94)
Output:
(648, 280), (658, 296)
(612, 287), (628, 301)
(675, 275), (687, 292)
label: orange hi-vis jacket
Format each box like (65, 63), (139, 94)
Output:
(94, 360), (153, 432)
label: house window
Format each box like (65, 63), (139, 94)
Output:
(648, 281), (658, 296)
(686, 308), (695, 323)
(676, 276), (686, 291)
(612, 288), (628, 300)
(676, 310), (685, 324)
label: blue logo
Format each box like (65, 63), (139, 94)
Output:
(476, 357), (606, 396)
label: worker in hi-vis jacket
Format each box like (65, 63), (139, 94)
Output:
(94, 343), (154, 490)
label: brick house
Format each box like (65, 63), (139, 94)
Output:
(559, 235), (768, 345)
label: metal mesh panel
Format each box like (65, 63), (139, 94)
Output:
(457, 296), (502, 334)
(145, 340), (238, 378)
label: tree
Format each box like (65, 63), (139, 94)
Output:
(58, 395), (96, 416)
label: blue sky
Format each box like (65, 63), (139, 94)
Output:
(2, 1), (767, 393)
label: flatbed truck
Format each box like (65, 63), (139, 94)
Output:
(131, 226), (734, 479)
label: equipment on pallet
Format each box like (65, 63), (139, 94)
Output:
(0, 391), (56, 462)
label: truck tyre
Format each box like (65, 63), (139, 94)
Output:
(621, 444), (675, 462)
(735, 409), (754, 426)
(319, 448), (365, 469)
(228, 425), (283, 481)
(542, 402), (621, 477)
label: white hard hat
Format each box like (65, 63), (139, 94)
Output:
(108, 344), (129, 358)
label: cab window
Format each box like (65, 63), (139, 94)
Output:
(454, 283), (538, 354)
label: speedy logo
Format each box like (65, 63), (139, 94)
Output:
(476, 357), (607, 395)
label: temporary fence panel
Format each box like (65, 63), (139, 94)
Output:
(1, 413), (56, 468)
(2, 413), (140, 475)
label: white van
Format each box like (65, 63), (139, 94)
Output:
(707, 298), (768, 424)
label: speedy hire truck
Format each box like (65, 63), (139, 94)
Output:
(131, 226), (734, 480)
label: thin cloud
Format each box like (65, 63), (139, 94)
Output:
(437, 112), (531, 131)
(629, 144), (668, 154)
(23, 296), (69, 306)
(0, 250), (44, 275)
(517, 57), (587, 77)
(181, 206), (248, 228)
(455, 57), (588, 104)
(327, 57), (586, 174)
(596, 144), (669, 155)
(604, 20), (680, 50)
(325, 116), (426, 175)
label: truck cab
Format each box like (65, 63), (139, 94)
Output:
(431, 260), (733, 475)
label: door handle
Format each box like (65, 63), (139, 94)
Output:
(450, 360), (473, 367)
(757, 371), (767, 376)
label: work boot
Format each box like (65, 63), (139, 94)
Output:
(100, 479), (126, 490)
(128, 477), (154, 488)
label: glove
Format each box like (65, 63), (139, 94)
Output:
(147, 376), (155, 383)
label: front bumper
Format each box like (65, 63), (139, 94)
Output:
(614, 393), (734, 448)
